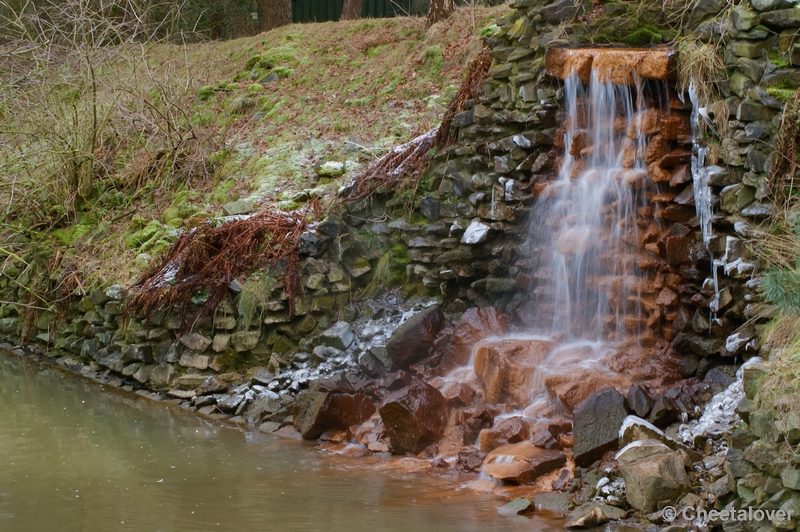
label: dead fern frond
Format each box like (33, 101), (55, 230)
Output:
(125, 209), (310, 331)
(342, 46), (492, 202)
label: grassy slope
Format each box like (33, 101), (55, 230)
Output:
(6, 6), (503, 291)
(190, 9), (497, 207)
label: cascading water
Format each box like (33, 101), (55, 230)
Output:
(445, 50), (682, 423)
(525, 69), (661, 341)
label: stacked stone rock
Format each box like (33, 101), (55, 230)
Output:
(712, 362), (800, 530)
(397, 0), (778, 363)
(0, 231), (381, 392)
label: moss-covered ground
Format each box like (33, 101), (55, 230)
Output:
(0, 6), (502, 295)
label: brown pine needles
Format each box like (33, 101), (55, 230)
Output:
(125, 210), (309, 330)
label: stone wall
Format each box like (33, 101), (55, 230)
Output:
(0, 0), (795, 468)
(353, 0), (781, 367)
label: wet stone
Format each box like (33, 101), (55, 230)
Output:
(385, 306), (443, 370)
(294, 391), (376, 439)
(457, 446), (486, 471)
(195, 376), (228, 396)
(378, 381), (449, 454)
(148, 363), (174, 387)
(497, 498), (534, 517)
(573, 387), (628, 467)
(626, 384), (654, 418)
(482, 442), (566, 484)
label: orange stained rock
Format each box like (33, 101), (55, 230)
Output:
(545, 48), (676, 85)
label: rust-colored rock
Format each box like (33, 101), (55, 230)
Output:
(437, 307), (508, 373)
(542, 365), (631, 411)
(569, 129), (589, 155)
(457, 445), (486, 471)
(378, 381), (449, 454)
(294, 391), (377, 439)
(546, 48), (675, 85)
(478, 416), (531, 452)
(670, 165), (691, 186)
(482, 442), (567, 484)
(644, 134), (666, 165)
(441, 382), (476, 407)
(473, 338), (553, 407)
(531, 425), (559, 449)
(436, 425), (466, 458)
(655, 287), (679, 306)
(460, 405), (502, 442)
(661, 114), (692, 140)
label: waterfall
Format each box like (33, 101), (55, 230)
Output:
(688, 80), (725, 324)
(444, 50), (684, 424)
(524, 69), (666, 342)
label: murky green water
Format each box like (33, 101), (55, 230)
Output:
(0, 352), (565, 532)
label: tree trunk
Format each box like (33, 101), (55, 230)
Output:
(427, 0), (454, 25)
(258, 0), (291, 32)
(341, 0), (363, 20)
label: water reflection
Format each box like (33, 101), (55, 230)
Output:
(0, 352), (566, 531)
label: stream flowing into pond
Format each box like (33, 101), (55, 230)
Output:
(0, 350), (567, 531)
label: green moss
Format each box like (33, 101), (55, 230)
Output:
(53, 224), (93, 246)
(276, 200), (300, 211)
(212, 178), (238, 204)
(125, 220), (165, 250)
(245, 54), (262, 69)
(248, 83), (264, 93)
(620, 24), (662, 46)
(198, 85), (214, 101)
(423, 46), (443, 74)
(767, 87), (796, 102)
(148, 239), (174, 256)
(478, 23), (500, 38)
(213, 348), (248, 372)
(768, 50), (790, 68)
(272, 66), (294, 79)
(262, 45), (299, 66)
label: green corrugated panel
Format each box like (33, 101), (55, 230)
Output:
(293, 0), (440, 23)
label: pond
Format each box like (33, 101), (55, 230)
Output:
(0, 350), (567, 531)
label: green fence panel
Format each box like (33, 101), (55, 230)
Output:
(292, 0), (497, 23)
(293, 0), (423, 22)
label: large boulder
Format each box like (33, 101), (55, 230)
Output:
(482, 441), (566, 484)
(618, 444), (690, 512)
(293, 391), (376, 439)
(473, 339), (553, 408)
(436, 307), (508, 373)
(573, 387), (628, 467)
(385, 306), (444, 370)
(378, 381), (449, 454)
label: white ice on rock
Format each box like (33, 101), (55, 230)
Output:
(461, 220), (491, 245)
(678, 356), (763, 446)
